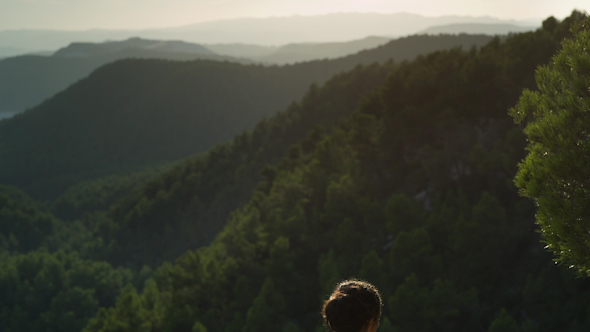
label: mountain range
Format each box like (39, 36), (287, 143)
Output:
(0, 11), (588, 332)
(0, 38), (243, 116)
(0, 33), (493, 199)
(0, 12), (537, 53)
(0, 34), (492, 118)
(419, 23), (535, 35)
(244, 36), (392, 64)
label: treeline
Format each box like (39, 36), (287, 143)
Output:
(0, 11), (589, 332)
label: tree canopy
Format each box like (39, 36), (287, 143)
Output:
(1, 11), (589, 332)
(79, 12), (590, 332)
(510, 14), (590, 275)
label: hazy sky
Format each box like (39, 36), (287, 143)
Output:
(0, 0), (587, 31)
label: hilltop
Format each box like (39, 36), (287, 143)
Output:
(0, 37), (242, 114)
(53, 37), (215, 58)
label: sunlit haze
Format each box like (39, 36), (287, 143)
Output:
(0, 0), (588, 31)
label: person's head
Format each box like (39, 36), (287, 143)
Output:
(322, 279), (382, 332)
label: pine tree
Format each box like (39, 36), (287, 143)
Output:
(510, 14), (590, 275)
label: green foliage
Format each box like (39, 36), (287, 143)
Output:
(390, 227), (434, 280)
(51, 166), (171, 221)
(244, 279), (286, 332)
(0, 34), (492, 200)
(192, 321), (208, 332)
(385, 194), (425, 234)
(359, 250), (384, 288)
(282, 321), (304, 332)
(3, 11), (590, 332)
(378, 317), (396, 332)
(1, 58), (313, 198)
(488, 309), (520, 332)
(86, 61), (393, 267)
(0, 251), (132, 332)
(0, 192), (60, 252)
(81, 13), (590, 332)
(317, 249), (340, 299)
(83, 278), (169, 332)
(388, 274), (429, 331)
(509, 14), (590, 275)
(0, 45), (234, 116)
(388, 276), (479, 332)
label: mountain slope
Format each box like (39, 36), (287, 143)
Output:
(0, 55), (106, 113)
(71, 14), (577, 269)
(0, 33), (494, 199)
(0, 59), (309, 198)
(82, 12), (590, 332)
(0, 38), (241, 114)
(87, 62), (393, 267)
(0, 12), (584, 332)
(249, 36), (391, 64)
(331, 33), (492, 66)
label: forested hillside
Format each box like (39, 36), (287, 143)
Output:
(62, 14), (571, 270)
(76, 12), (590, 332)
(0, 40), (238, 114)
(0, 58), (315, 198)
(0, 33), (492, 200)
(73, 62), (395, 267)
(0, 11), (588, 332)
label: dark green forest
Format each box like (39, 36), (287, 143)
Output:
(1, 11), (589, 332)
(0, 33), (492, 200)
(0, 44), (239, 114)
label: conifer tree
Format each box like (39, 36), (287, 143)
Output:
(510, 15), (590, 275)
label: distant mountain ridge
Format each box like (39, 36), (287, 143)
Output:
(53, 37), (215, 58)
(0, 33), (493, 199)
(164, 12), (535, 44)
(250, 36), (391, 64)
(0, 38), (242, 114)
(0, 34), (492, 116)
(203, 43), (276, 58)
(419, 23), (536, 35)
(0, 12), (537, 52)
(0, 46), (30, 59)
(204, 36), (392, 64)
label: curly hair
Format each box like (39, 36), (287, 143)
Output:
(322, 279), (382, 332)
